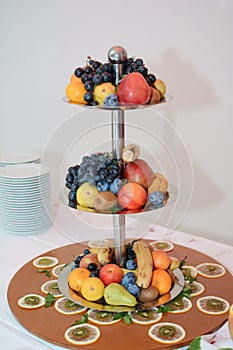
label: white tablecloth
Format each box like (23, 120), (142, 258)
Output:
(0, 204), (232, 350)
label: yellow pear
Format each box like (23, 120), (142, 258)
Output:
(93, 83), (116, 105)
(154, 79), (166, 98)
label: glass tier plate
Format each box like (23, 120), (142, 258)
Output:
(58, 261), (184, 312)
(60, 183), (177, 215)
(63, 94), (172, 111)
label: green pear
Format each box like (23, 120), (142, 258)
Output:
(104, 283), (137, 307)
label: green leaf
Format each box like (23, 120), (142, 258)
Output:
(72, 313), (88, 326)
(37, 269), (51, 278)
(157, 305), (174, 314)
(45, 292), (55, 308)
(113, 312), (132, 324)
(187, 336), (201, 350)
(123, 314), (132, 325)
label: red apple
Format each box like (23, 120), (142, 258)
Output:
(117, 182), (147, 210)
(99, 263), (124, 285)
(117, 72), (150, 104)
(79, 253), (101, 269)
(124, 159), (154, 189)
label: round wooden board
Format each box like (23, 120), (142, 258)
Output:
(7, 240), (233, 350)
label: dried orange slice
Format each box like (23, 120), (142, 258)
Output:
(181, 265), (197, 279)
(185, 281), (205, 297)
(149, 240), (174, 252)
(41, 280), (63, 298)
(196, 262), (226, 278)
(87, 309), (121, 325)
(196, 296), (230, 315)
(18, 294), (45, 309)
(55, 297), (87, 315)
(166, 297), (192, 314)
(52, 264), (67, 278)
(131, 309), (162, 325)
(33, 256), (59, 268)
(148, 322), (186, 344)
(64, 323), (100, 345)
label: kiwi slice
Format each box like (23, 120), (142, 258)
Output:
(55, 297), (86, 315)
(41, 280), (63, 297)
(197, 295), (230, 315)
(24, 295), (40, 305)
(72, 326), (89, 340)
(159, 325), (176, 338)
(87, 309), (121, 325)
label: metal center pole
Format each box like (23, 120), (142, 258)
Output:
(111, 109), (126, 267)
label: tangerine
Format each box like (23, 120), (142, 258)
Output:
(152, 250), (171, 270)
(68, 267), (91, 292)
(151, 269), (172, 295)
(81, 277), (105, 301)
(66, 82), (86, 104)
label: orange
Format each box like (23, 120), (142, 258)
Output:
(151, 269), (172, 295)
(65, 82), (86, 104)
(81, 277), (105, 301)
(70, 73), (82, 84)
(68, 267), (91, 292)
(152, 250), (171, 270)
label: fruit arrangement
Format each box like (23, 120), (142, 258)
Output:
(67, 239), (181, 308)
(65, 144), (169, 213)
(65, 49), (167, 107)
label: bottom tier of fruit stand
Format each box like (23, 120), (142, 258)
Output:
(7, 240), (233, 350)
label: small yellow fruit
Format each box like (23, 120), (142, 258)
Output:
(81, 277), (105, 301)
(93, 83), (116, 105)
(76, 182), (99, 208)
(154, 79), (166, 98)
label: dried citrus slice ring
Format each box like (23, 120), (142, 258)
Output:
(41, 280), (63, 297)
(166, 297), (192, 314)
(18, 294), (45, 309)
(185, 281), (205, 297)
(196, 262), (226, 278)
(88, 239), (113, 253)
(181, 265), (197, 279)
(55, 297), (87, 315)
(33, 256), (59, 268)
(131, 309), (163, 325)
(87, 309), (121, 325)
(196, 296), (230, 315)
(64, 323), (100, 345)
(149, 240), (174, 252)
(148, 322), (186, 344)
(52, 264), (67, 278)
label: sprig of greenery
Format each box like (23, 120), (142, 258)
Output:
(37, 269), (51, 278)
(187, 336), (201, 350)
(113, 312), (132, 324)
(157, 305), (174, 314)
(178, 285), (192, 299)
(45, 293), (56, 308)
(72, 313), (88, 326)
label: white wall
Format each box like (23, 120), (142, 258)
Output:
(1, 0), (233, 245)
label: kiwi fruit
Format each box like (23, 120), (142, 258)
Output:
(94, 191), (117, 212)
(139, 285), (159, 303)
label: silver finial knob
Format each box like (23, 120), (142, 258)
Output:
(107, 46), (128, 63)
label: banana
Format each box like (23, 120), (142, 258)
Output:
(133, 240), (153, 288)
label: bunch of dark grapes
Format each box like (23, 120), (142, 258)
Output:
(74, 58), (116, 105)
(65, 153), (121, 208)
(124, 57), (157, 86)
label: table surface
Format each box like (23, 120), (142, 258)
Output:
(1, 203), (233, 350)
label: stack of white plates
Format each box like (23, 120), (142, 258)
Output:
(0, 163), (51, 234)
(0, 152), (41, 167)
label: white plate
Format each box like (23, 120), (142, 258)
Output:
(0, 164), (49, 179)
(0, 152), (41, 165)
